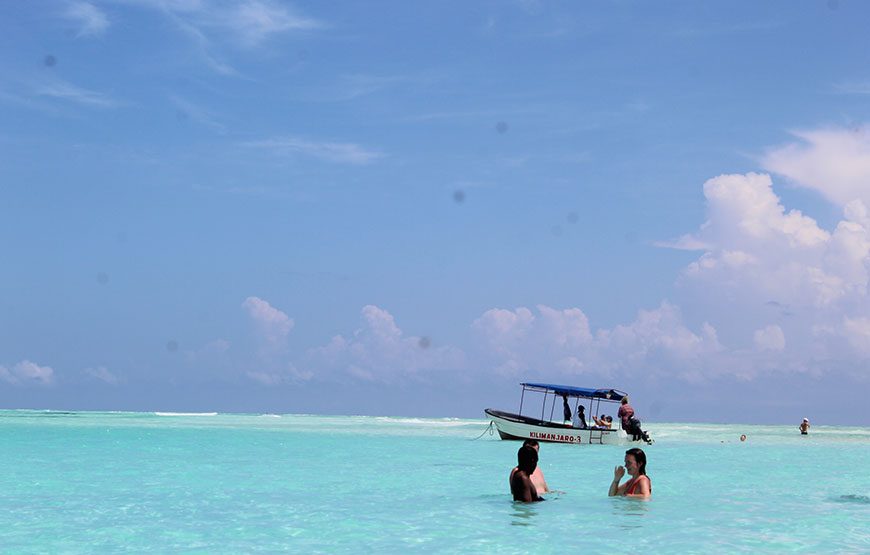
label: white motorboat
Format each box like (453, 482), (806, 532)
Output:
(485, 382), (638, 445)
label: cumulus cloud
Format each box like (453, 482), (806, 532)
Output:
(65, 1), (110, 37)
(308, 305), (465, 382)
(754, 325), (786, 351)
(659, 158), (870, 378)
(0, 360), (55, 385)
(473, 303), (720, 382)
(242, 296), (294, 350)
(762, 127), (870, 208)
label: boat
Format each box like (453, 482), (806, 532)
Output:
(485, 382), (636, 445)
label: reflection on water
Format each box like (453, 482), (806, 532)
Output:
(510, 501), (539, 527)
(610, 497), (651, 530)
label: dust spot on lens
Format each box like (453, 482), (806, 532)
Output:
(44, 55), (57, 67)
(166, 340), (179, 353)
(418, 336), (431, 349)
(495, 121), (509, 134)
(453, 190), (465, 203)
(566, 212), (579, 224)
(96, 272), (109, 285)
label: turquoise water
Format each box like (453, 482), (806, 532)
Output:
(1, 411), (868, 553)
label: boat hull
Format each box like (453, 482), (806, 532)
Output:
(485, 408), (629, 445)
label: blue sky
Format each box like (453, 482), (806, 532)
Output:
(2, 0), (870, 424)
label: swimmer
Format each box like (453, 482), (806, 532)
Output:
(510, 439), (549, 494)
(800, 418), (810, 435)
(740, 434), (747, 442)
(510, 445), (544, 502)
(608, 447), (651, 498)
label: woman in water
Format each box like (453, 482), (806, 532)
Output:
(608, 447), (651, 498)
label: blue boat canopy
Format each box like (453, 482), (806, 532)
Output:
(520, 382), (627, 401)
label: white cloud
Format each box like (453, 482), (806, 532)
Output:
(84, 366), (120, 384)
(242, 296), (294, 350)
(472, 303), (719, 381)
(843, 317), (870, 356)
(217, 0), (321, 46)
(308, 305), (465, 382)
(762, 127), (870, 208)
(65, 1), (110, 37)
(662, 158), (870, 375)
(754, 325), (786, 351)
(0, 360), (55, 386)
(127, 0), (321, 46)
(36, 78), (119, 108)
(243, 137), (384, 165)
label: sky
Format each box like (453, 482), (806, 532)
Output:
(2, 0), (870, 424)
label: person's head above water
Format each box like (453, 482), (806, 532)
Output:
(517, 445), (538, 474)
(624, 447), (647, 476)
(522, 439), (539, 451)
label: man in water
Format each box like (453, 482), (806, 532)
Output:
(800, 418), (810, 435)
(510, 445), (544, 502)
(510, 439), (549, 494)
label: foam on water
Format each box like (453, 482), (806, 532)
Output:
(1, 410), (868, 553)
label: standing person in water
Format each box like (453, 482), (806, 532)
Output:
(800, 418), (810, 435)
(618, 396), (635, 432)
(510, 439), (549, 494)
(609, 447), (651, 498)
(510, 445), (544, 502)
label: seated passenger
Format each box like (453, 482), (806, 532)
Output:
(593, 415), (612, 429)
(510, 445), (544, 502)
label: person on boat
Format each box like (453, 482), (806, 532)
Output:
(618, 396), (635, 431)
(608, 447), (651, 498)
(799, 418), (810, 435)
(593, 414), (612, 429)
(572, 404), (588, 429)
(510, 439), (550, 494)
(561, 394), (572, 424)
(510, 445), (544, 502)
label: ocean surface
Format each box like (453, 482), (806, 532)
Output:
(1, 410), (868, 554)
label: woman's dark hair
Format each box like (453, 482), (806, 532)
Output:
(625, 447), (647, 476)
(517, 445), (538, 474)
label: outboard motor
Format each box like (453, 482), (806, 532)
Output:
(626, 417), (654, 445)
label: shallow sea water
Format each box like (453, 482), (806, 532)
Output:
(1, 410), (868, 553)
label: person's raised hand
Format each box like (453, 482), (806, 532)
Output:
(613, 465), (625, 481)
